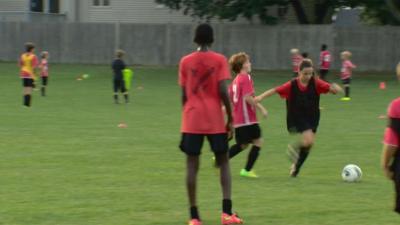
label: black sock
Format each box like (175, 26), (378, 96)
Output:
(41, 87), (45, 96)
(222, 199), (232, 215)
(294, 146), (311, 174)
(23, 95), (31, 107)
(190, 206), (200, 220)
(114, 94), (118, 103)
(245, 146), (260, 171)
(124, 94), (129, 103)
(229, 144), (243, 159)
(345, 86), (350, 97)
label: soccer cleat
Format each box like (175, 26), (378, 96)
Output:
(290, 163), (299, 177)
(221, 213), (243, 224)
(212, 156), (219, 168)
(340, 97), (351, 101)
(188, 219), (202, 225)
(240, 169), (258, 178)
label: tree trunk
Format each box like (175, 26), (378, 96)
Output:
(290, 0), (309, 24)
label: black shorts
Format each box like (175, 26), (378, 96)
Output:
(41, 77), (48, 86)
(22, 78), (34, 87)
(179, 133), (228, 156)
(113, 79), (126, 93)
(319, 69), (329, 80)
(342, 78), (351, 85)
(235, 124), (261, 145)
(391, 153), (400, 213)
(288, 123), (318, 134)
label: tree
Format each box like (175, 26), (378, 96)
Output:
(155, 0), (400, 25)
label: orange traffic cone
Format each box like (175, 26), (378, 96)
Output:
(379, 82), (386, 90)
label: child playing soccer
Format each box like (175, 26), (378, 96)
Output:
(19, 42), (38, 107)
(179, 24), (243, 225)
(382, 97), (400, 214)
(291, 48), (303, 77)
(227, 52), (268, 178)
(319, 44), (331, 81)
(39, 51), (49, 96)
(255, 60), (342, 177)
(112, 50), (128, 104)
(340, 51), (356, 101)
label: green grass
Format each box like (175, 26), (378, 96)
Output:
(0, 61), (399, 225)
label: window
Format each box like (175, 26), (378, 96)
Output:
(93, 0), (109, 6)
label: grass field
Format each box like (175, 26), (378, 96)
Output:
(0, 61), (399, 225)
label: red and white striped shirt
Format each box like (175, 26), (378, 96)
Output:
(229, 73), (258, 128)
(341, 60), (356, 79)
(319, 50), (331, 70)
(40, 59), (49, 77)
(292, 54), (303, 73)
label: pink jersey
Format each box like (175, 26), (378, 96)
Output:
(383, 97), (400, 147)
(229, 73), (258, 128)
(40, 59), (48, 77)
(341, 60), (356, 79)
(319, 50), (331, 70)
(292, 54), (303, 73)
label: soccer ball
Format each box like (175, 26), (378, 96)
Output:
(342, 164), (362, 182)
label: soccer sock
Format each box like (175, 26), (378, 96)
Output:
(23, 95), (31, 107)
(41, 87), (45, 96)
(245, 146), (260, 171)
(123, 93), (129, 103)
(190, 206), (200, 220)
(222, 199), (232, 215)
(295, 146), (311, 173)
(229, 144), (243, 159)
(345, 86), (350, 97)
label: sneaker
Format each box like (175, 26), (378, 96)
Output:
(340, 97), (351, 101)
(188, 219), (202, 225)
(290, 163), (299, 177)
(240, 169), (258, 178)
(221, 213), (243, 224)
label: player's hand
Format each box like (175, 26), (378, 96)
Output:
(226, 120), (234, 141)
(261, 108), (268, 119)
(331, 83), (343, 94)
(384, 168), (394, 180)
(254, 96), (262, 103)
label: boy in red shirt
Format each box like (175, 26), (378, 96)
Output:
(340, 51), (356, 101)
(179, 24), (243, 225)
(319, 44), (331, 81)
(228, 52), (267, 178)
(39, 51), (49, 96)
(256, 60), (342, 177)
(382, 97), (400, 214)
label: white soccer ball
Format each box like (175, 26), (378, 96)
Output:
(342, 164), (362, 182)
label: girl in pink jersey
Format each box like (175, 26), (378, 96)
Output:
(228, 52), (268, 178)
(290, 48), (303, 77)
(39, 51), (49, 96)
(340, 51), (356, 101)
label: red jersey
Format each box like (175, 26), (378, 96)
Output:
(40, 59), (49, 77)
(383, 97), (400, 147)
(179, 51), (231, 134)
(319, 50), (331, 70)
(276, 77), (331, 100)
(229, 73), (258, 128)
(292, 54), (303, 73)
(341, 60), (356, 79)
(19, 53), (38, 78)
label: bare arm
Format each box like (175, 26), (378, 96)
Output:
(219, 80), (234, 138)
(329, 83), (343, 94)
(381, 144), (397, 180)
(255, 88), (277, 102)
(256, 103), (268, 118)
(244, 95), (257, 107)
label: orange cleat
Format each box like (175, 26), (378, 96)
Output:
(221, 213), (243, 224)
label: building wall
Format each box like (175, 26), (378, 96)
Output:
(0, 0), (28, 11)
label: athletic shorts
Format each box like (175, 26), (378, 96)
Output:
(22, 78), (34, 87)
(342, 78), (351, 85)
(391, 153), (400, 214)
(288, 123), (318, 134)
(113, 79), (126, 93)
(41, 77), (48, 86)
(179, 133), (228, 156)
(319, 69), (329, 80)
(235, 124), (261, 145)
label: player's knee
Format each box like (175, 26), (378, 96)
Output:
(240, 144), (249, 150)
(252, 138), (263, 147)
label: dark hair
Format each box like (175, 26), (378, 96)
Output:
(301, 52), (309, 58)
(194, 23), (214, 46)
(321, 44), (327, 51)
(25, 42), (35, 52)
(299, 59), (313, 71)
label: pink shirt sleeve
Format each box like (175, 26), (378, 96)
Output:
(384, 128), (399, 147)
(347, 60), (356, 69)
